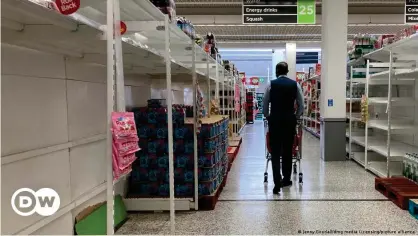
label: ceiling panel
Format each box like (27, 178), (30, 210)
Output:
(195, 24), (410, 42)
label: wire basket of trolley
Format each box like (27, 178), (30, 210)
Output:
(264, 121), (303, 184)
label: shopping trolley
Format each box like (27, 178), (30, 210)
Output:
(264, 122), (303, 184)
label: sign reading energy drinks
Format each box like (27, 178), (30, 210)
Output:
(405, 0), (418, 24)
(243, 0), (316, 24)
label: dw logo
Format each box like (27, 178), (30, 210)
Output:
(11, 188), (60, 216)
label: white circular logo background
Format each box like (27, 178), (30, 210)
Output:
(11, 188), (60, 216)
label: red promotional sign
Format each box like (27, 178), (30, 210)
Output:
(249, 77), (260, 86)
(55, 0), (80, 15)
(120, 21), (127, 35)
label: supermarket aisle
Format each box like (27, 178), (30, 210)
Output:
(118, 121), (418, 235)
(221, 121), (384, 200)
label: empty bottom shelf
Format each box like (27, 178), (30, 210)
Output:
(368, 161), (402, 178)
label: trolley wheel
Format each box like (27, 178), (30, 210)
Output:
(293, 163), (297, 174)
(299, 173), (303, 184)
(264, 172), (268, 183)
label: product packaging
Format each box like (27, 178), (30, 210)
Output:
(150, 0), (176, 20)
(111, 112), (140, 181)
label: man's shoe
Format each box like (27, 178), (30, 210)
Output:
(282, 180), (293, 187)
(273, 186), (281, 194)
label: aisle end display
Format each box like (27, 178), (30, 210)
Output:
(301, 64), (321, 138)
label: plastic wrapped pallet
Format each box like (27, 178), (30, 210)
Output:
(129, 106), (229, 197)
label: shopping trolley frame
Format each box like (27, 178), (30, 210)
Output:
(263, 122), (303, 184)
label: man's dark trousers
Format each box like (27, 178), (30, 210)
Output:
(268, 116), (296, 186)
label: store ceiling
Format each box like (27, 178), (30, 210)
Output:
(176, 0), (408, 45)
(176, 0), (405, 14)
(195, 24), (410, 43)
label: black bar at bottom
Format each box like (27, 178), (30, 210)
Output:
(406, 14), (418, 23)
(243, 14), (297, 24)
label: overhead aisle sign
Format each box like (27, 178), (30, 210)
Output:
(242, 0), (316, 24)
(405, 0), (418, 24)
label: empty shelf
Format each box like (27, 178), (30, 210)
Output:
(368, 97), (415, 106)
(368, 120), (418, 134)
(368, 161), (402, 177)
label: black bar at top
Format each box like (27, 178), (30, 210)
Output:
(406, 0), (418, 6)
(244, 6), (297, 14)
(243, 14), (297, 24)
(243, 0), (297, 6)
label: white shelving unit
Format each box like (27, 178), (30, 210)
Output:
(302, 74), (321, 138)
(239, 75), (247, 134)
(217, 72), (243, 136)
(347, 33), (418, 178)
(1, 0), (233, 234)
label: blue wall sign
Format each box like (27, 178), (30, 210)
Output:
(328, 99), (333, 107)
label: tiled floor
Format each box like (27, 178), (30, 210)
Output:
(221, 122), (385, 200)
(118, 121), (418, 235)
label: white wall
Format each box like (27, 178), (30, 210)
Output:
(0, 44), (154, 235)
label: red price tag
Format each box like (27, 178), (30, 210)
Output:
(55, 0), (80, 15)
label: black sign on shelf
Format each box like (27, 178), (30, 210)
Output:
(405, 0), (418, 24)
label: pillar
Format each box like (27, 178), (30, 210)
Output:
(272, 49), (285, 78)
(285, 43), (297, 80)
(320, 0), (348, 161)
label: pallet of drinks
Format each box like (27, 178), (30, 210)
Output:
(127, 103), (229, 201)
(197, 115), (229, 210)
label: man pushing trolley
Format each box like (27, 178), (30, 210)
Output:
(262, 62), (304, 194)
